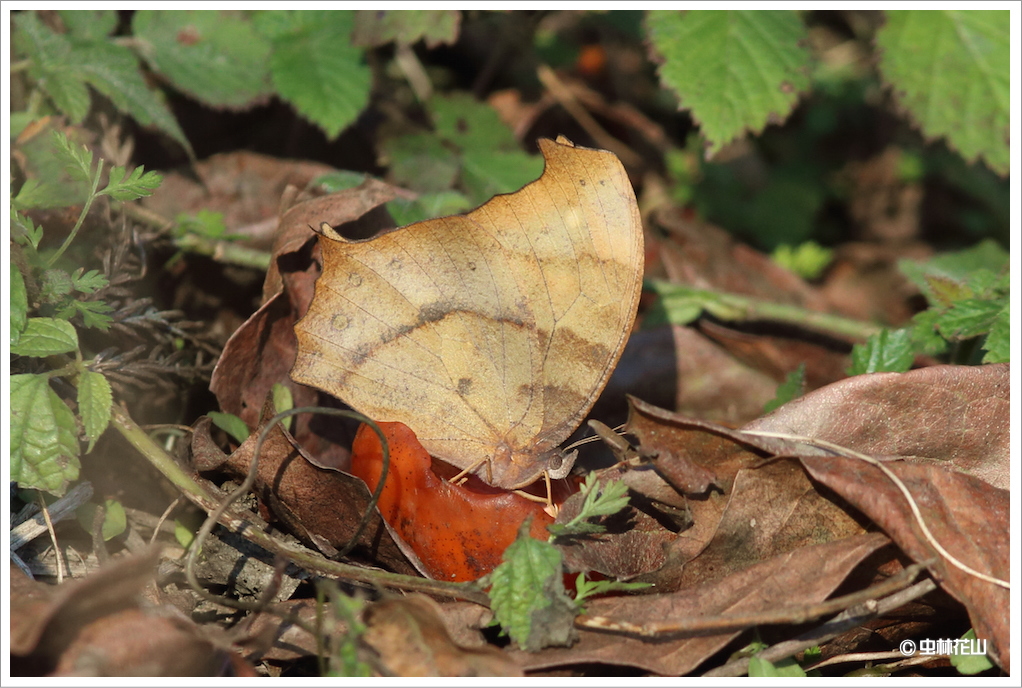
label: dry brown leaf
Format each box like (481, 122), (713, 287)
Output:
(211, 179), (405, 468)
(191, 400), (422, 576)
(515, 533), (889, 675)
(292, 137), (644, 489)
(746, 363), (1010, 490)
(797, 455), (1010, 672)
(363, 595), (522, 677)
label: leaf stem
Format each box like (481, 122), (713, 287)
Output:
(46, 164), (103, 267)
(648, 280), (883, 341)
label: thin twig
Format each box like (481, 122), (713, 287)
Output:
(37, 493), (65, 583)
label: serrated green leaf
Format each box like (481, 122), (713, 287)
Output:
(208, 411), (251, 444)
(351, 10), (460, 48)
(72, 42), (192, 155)
(77, 498), (127, 541)
(134, 10), (272, 108)
(647, 10), (810, 156)
(10, 317), (79, 357)
(11, 269), (29, 345)
(100, 165), (162, 201)
(982, 302), (1009, 363)
(78, 370), (113, 452)
(898, 239), (1009, 306)
(848, 328), (914, 375)
(10, 374), (81, 496)
(69, 268), (109, 294)
(877, 11), (1009, 175)
(489, 526), (577, 652)
(935, 297), (1004, 340)
(268, 12), (371, 139)
(764, 362), (806, 414)
(749, 655), (807, 677)
(14, 13), (92, 123)
(59, 10), (119, 41)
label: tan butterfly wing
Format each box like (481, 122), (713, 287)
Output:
(291, 137), (643, 489)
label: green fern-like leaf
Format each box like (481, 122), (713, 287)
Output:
(101, 165), (163, 201)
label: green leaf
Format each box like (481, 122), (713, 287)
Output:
(100, 165), (163, 201)
(40, 268), (75, 302)
(55, 299), (115, 331)
(951, 628), (995, 675)
(380, 132), (460, 194)
(386, 191), (472, 227)
(59, 10), (119, 41)
(50, 129), (96, 184)
(876, 11), (1009, 175)
(763, 362), (806, 413)
(574, 576), (650, 608)
(935, 297), (1004, 340)
(431, 92), (522, 152)
(11, 269), (29, 345)
(14, 13), (91, 123)
(174, 519), (196, 549)
(78, 370), (113, 452)
(175, 209), (229, 240)
(11, 210), (45, 249)
(351, 9), (460, 48)
(647, 10), (811, 156)
(77, 498), (127, 541)
(208, 411), (251, 444)
(982, 302), (1009, 363)
(314, 170), (369, 193)
(749, 655), (807, 677)
(460, 148), (545, 208)
(267, 11), (371, 139)
(10, 317), (79, 357)
(848, 328), (914, 375)
(72, 42), (193, 155)
(907, 308), (949, 357)
(69, 268), (109, 294)
(771, 241), (833, 280)
(489, 525), (578, 652)
(10, 374), (81, 496)
(898, 239), (1008, 306)
(548, 473), (632, 539)
(272, 382), (294, 432)
(133, 10), (273, 108)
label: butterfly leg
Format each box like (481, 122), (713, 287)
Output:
(449, 457), (489, 485)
